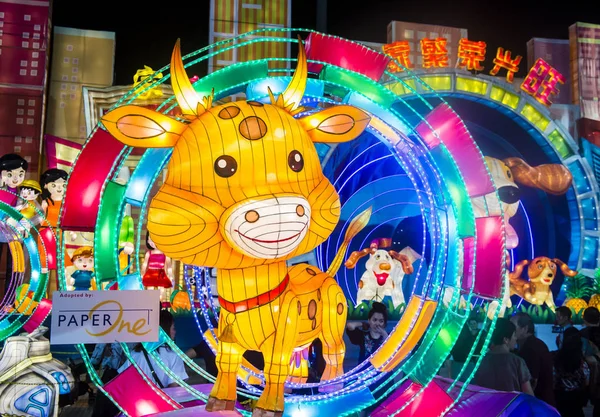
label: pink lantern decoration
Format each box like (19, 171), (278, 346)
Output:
(305, 32), (391, 80)
(462, 236), (475, 292)
(0, 189), (17, 206)
(103, 366), (181, 416)
(61, 129), (125, 232)
(473, 216), (505, 299)
(38, 226), (56, 270)
(372, 380), (454, 417)
(417, 104), (495, 198)
(23, 299), (52, 333)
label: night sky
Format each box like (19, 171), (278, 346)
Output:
(51, 0), (600, 85)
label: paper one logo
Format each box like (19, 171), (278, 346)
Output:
(51, 290), (160, 344)
(57, 300), (152, 337)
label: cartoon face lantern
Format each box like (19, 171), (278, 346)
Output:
(102, 39), (371, 415)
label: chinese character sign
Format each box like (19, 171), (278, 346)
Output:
(489, 48), (522, 83)
(457, 39), (486, 71)
(383, 41), (413, 72)
(520, 58), (565, 106)
(421, 38), (449, 68)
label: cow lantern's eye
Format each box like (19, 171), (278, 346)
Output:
(288, 150), (304, 172)
(214, 155), (238, 178)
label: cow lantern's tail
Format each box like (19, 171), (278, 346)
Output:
(326, 207), (372, 277)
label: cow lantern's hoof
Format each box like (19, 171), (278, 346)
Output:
(205, 396), (236, 412)
(252, 407), (283, 417)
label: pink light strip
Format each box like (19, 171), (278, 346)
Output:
(416, 104), (495, 198)
(474, 216), (504, 298)
(23, 298), (52, 333)
(61, 129), (125, 231)
(305, 32), (391, 80)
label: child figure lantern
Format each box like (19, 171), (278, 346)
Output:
(101, 39), (371, 416)
(141, 233), (173, 300)
(16, 179), (43, 230)
(69, 246), (95, 291)
(0, 154), (28, 296)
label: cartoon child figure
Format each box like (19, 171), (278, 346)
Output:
(16, 179), (43, 229)
(70, 246), (96, 291)
(0, 154), (28, 295)
(40, 168), (68, 228)
(141, 233), (174, 300)
(39, 168), (69, 278)
(0, 153), (28, 206)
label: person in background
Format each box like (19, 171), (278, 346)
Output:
(346, 301), (389, 363)
(581, 307), (600, 351)
(91, 343), (127, 417)
(554, 327), (590, 417)
(473, 318), (534, 395)
(118, 309), (188, 388)
(449, 315), (484, 381)
(580, 307), (600, 417)
(510, 312), (556, 407)
(186, 338), (218, 380)
(556, 306), (574, 349)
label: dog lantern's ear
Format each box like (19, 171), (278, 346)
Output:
(504, 157), (573, 195)
(389, 251), (414, 274)
(345, 247), (373, 269)
(552, 258), (578, 277)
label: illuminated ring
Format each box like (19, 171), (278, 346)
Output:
(65, 29), (507, 415)
(0, 192), (51, 341)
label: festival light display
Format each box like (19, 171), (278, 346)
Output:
(57, 28), (576, 417)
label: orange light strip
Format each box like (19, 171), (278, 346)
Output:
(370, 295), (437, 372)
(9, 241), (25, 273)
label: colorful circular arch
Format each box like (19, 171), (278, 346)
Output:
(0, 192), (52, 341)
(65, 30), (508, 416)
(386, 69), (600, 278)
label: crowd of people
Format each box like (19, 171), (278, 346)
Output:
(462, 306), (600, 417)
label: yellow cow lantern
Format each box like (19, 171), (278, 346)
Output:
(101, 38), (371, 416)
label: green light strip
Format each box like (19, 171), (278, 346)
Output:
(94, 181), (126, 283)
(320, 66), (397, 108)
(0, 202), (51, 338)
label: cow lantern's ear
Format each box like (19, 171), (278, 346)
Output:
(299, 105), (370, 143)
(101, 105), (187, 148)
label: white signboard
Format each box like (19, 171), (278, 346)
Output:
(51, 290), (160, 345)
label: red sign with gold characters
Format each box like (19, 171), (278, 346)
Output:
(520, 58), (566, 106)
(382, 37), (565, 107)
